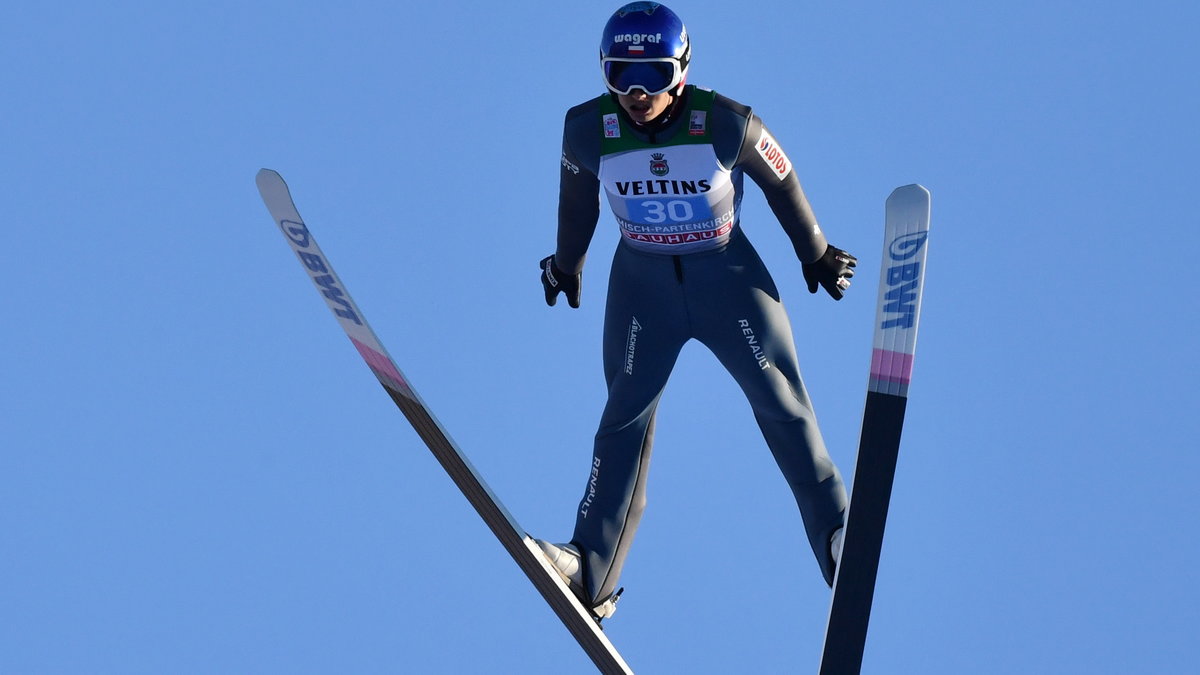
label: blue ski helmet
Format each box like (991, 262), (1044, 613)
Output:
(600, 2), (691, 96)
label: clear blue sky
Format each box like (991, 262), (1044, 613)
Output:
(3, 2), (1197, 673)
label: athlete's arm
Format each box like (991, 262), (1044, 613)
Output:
(555, 101), (603, 276)
(712, 94), (829, 265)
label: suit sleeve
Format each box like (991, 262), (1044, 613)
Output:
(736, 113), (829, 265)
(555, 103), (602, 276)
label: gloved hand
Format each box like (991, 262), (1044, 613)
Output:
(802, 244), (858, 300)
(540, 254), (582, 308)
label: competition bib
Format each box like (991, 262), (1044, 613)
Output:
(598, 88), (740, 255)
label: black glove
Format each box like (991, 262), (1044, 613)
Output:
(540, 254), (581, 308)
(802, 244), (858, 301)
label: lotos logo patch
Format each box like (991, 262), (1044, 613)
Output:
(755, 130), (792, 180)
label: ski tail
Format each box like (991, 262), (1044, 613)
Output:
(820, 184), (931, 675)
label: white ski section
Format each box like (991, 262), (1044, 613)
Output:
(255, 171), (412, 395)
(254, 169), (520, 533)
(869, 185), (931, 397)
(255, 169), (632, 675)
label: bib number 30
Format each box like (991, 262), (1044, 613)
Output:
(641, 199), (695, 223)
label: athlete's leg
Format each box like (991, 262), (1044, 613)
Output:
(572, 244), (690, 604)
(687, 234), (848, 584)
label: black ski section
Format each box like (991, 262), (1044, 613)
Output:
(819, 391), (907, 674)
(379, 383), (631, 675)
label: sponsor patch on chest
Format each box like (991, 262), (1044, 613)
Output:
(755, 129), (792, 180)
(604, 113), (621, 138)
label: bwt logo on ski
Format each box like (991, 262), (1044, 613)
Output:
(280, 219), (363, 326)
(881, 231), (929, 329)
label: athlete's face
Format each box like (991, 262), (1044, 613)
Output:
(617, 89), (674, 125)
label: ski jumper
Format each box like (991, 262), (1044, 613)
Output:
(555, 86), (847, 605)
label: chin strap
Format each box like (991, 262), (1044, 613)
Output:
(616, 87), (688, 134)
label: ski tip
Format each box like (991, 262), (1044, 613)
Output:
(889, 183), (930, 199)
(886, 184), (931, 213)
(255, 168), (286, 193)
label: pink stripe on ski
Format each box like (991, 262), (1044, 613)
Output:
(870, 348), (914, 385)
(350, 337), (411, 394)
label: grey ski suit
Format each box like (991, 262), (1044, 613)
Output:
(553, 86), (847, 605)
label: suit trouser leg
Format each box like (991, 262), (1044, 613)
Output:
(687, 234), (848, 585)
(572, 244), (688, 604)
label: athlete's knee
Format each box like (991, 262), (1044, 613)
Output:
(627, 491), (647, 524)
(751, 394), (817, 425)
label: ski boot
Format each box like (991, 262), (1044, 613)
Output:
(534, 540), (621, 620)
(830, 527), (845, 567)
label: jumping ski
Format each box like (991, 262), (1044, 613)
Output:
(255, 169), (633, 675)
(819, 184), (932, 674)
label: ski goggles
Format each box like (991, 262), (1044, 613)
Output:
(602, 58), (686, 96)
